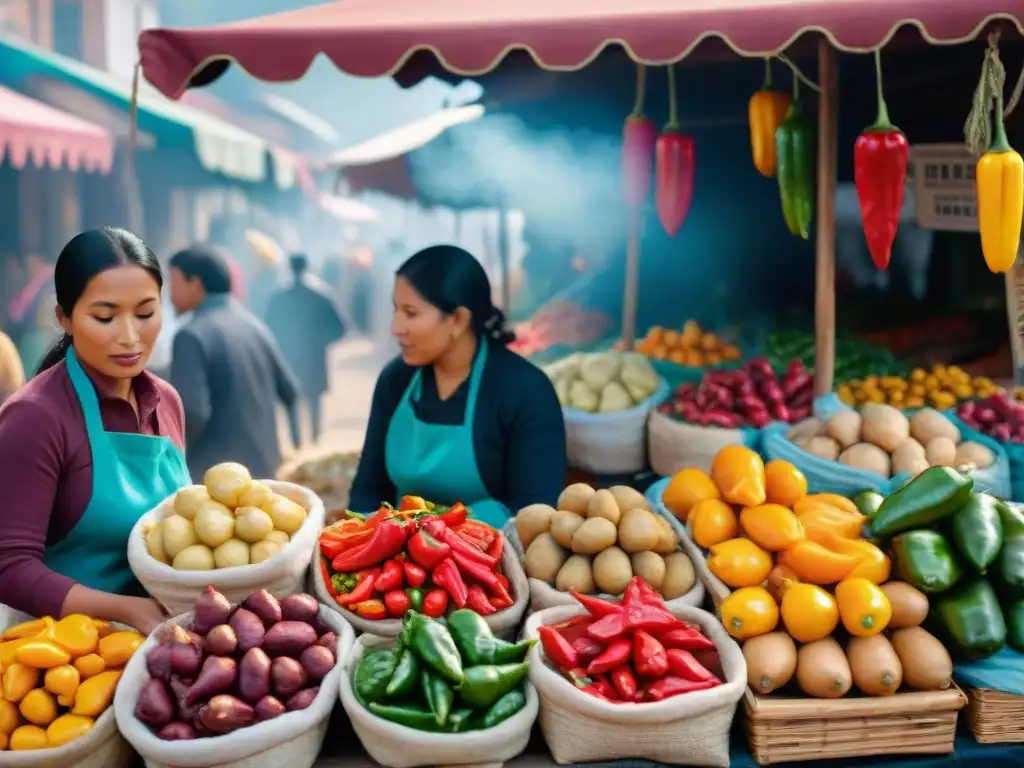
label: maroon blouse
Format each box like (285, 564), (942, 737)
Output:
(0, 359), (185, 618)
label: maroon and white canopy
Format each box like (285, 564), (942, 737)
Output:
(139, 0), (1022, 99)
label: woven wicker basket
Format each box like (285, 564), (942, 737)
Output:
(967, 687), (1024, 743)
(744, 685), (966, 765)
(647, 409), (749, 476)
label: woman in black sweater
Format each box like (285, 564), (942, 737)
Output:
(349, 245), (565, 526)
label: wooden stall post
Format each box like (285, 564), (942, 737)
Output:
(814, 38), (839, 397)
(497, 208), (512, 311)
(621, 216), (641, 348)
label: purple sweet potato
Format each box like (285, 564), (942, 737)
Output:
(185, 656), (238, 705)
(286, 687), (319, 712)
(279, 594), (320, 624)
(157, 722), (195, 741)
(204, 625), (238, 656)
(229, 608), (266, 652)
(146, 644), (174, 681)
(298, 645), (335, 682)
(198, 695), (254, 734)
(135, 679), (175, 728)
(271, 657), (308, 698)
(238, 647), (271, 704)
(262, 621), (317, 658)
(312, 616), (332, 636)
(169, 676), (198, 722)
(243, 590), (282, 626)
(315, 632), (338, 657)
(254, 696), (286, 722)
(167, 626), (203, 677)
(192, 586), (233, 634)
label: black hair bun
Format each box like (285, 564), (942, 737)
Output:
(484, 307), (516, 346)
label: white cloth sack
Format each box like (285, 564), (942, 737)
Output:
(114, 604), (354, 768)
(128, 480), (325, 615)
(312, 543), (529, 638)
(0, 612), (134, 768)
(338, 634), (538, 768)
(502, 521), (705, 614)
(563, 380), (669, 474)
(524, 604), (745, 766)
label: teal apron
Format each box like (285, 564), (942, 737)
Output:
(44, 349), (191, 593)
(385, 341), (508, 527)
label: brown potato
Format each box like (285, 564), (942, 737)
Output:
(587, 489), (621, 524)
(571, 517), (618, 554)
(550, 510), (585, 548)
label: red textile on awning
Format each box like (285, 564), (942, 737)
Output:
(138, 0), (1022, 99)
(0, 85), (113, 172)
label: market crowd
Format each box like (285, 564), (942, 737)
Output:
(0, 226), (566, 633)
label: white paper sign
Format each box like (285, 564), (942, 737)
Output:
(910, 143), (978, 232)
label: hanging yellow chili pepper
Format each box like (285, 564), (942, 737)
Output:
(966, 32), (1023, 273)
(977, 97), (1023, 273)
(748, 58), (791, 178)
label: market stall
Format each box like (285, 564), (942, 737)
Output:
(39, 2), (1012, 766)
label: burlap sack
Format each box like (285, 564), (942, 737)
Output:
(502, 521), (705, 615)
(128, 481), (325, 615)
(114, 605), (354, 768)
(0, 608), (133, 768)
(312, 544), (529, 638)
(523, 604), (746, 766)
(647, 409), (756, 476)
(338, 634), (538, 768)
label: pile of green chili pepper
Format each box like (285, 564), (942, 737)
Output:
(866, 468), (1024, 660)
(353, 609), (536, 732)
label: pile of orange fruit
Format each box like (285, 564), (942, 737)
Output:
(633, 321), (742, 367)
(662, 447), (893, 644)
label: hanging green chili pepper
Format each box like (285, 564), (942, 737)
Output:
(775, 70), (815, 239)
(456, 662), (530, 708)
(421, 669), (454, 727)
(408, 612), (464, 685)
(385, 648), (420, 697)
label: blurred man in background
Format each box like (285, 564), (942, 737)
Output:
(169, 245), (301, 480)
(265, 254), (346, 446)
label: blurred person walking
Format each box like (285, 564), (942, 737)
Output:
(265, 254), (346, 446)
(169, 245), (301, 481)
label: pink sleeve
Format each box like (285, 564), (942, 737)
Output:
(155, 377), (186, 451)
(0, 397), (77, 617)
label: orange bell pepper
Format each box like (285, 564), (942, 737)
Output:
(813, 532), (891, 585)
(779, 540), (859, 585)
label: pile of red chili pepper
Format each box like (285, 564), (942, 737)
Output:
(318, 496), (512, 622)
(536, 577), (722, 703)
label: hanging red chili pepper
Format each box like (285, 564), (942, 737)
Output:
(622, 63), (657, 210)
(854, 48), (909, 271)
(655, 64), (696, 237)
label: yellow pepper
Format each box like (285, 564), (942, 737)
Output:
(720, 586), (779, 639)
(748, 62), (791, 178)
(707, 538), (773, 588)
(813, 531), (892, 584)
(835, 578), (892, 636)
(977, 100), (1024, 273)
(780, 583), (839, 642)
(779, 540), (859, 585)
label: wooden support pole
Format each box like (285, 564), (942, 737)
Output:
(814, 38), (839, 397)
(621, 215), (641, 348)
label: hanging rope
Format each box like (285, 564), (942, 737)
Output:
(128, 62), (140, 176)
(775, 53), (821, 93)
(762, 57), (773, 90)
(666, 63), (679, 128)
(964, 30), (1024, 156)
(632, 63), (648, 116)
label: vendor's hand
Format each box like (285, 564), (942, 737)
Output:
(120, 597), (168, 635)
